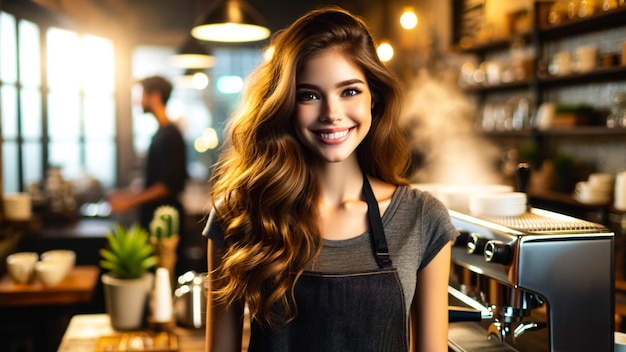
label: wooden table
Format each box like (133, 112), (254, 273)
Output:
(58, 314), (206, 352)
(0, 265), (100, 306)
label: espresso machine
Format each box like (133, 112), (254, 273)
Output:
(447, 207), (615, 352)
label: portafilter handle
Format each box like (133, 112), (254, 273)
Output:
(516, 163), (531, 211)
(515, 162), (531, 194)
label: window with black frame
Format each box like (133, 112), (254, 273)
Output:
(0, 11), (116, 196)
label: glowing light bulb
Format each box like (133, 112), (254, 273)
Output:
(400, 8), (418, 30)
(191, 72), (209, 90)
(377, 42), (394, 62)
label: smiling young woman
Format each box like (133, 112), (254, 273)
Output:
(203, 6), (457, 352)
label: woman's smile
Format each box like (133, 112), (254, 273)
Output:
(314, 126), (356, 144)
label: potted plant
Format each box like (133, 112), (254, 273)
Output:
(100, 223), (158, 330)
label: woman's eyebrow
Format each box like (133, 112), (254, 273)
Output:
(335, 79), (365, 88)
(296, 83), (318, 90)
(296, 79), (365, 90)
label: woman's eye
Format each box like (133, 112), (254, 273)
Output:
(342, 88), (361, 97)
(296, 91), (319, 101)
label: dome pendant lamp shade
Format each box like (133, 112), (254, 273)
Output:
(191, 0), (271, 43)
(169, 37), (216, 69)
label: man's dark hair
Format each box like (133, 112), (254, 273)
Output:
(140, 76), (173, 104)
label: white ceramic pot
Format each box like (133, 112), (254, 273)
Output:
(101, 272), (154, 331)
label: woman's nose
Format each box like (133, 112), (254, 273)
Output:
(320, 97), (342, 123)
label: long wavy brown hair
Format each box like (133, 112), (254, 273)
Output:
(209, 6), (410, 325)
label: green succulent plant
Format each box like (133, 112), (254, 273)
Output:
(99, 223), (158, 279)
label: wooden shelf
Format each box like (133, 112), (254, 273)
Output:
(539, 126), (626, 135)
(538, 6), (626, 41)
(538, 65), (626, 86)
(454, 32), (533, 54)
(482, 126), (626, 137)
(462, 79), (533, 93)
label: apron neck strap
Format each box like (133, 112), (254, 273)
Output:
(362, 174), (393, 269)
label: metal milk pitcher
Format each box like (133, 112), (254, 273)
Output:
(174, 271), (207, 328)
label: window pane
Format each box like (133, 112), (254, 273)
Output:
(2, 142), (19, 193)
(21, 88), (42, 138)
(81, 35), (115, 93)
(0, 12), (17, 83)
(84, 94), (115, 137)
(22, 142), (42, 187)
(18, 19), (41, 87)
(1, 85), (18, 138)
(85, 141), (115, 187)
(49, 141), (80, 180)
(47, 27), (80, 90)
(48, 91), (80, 138)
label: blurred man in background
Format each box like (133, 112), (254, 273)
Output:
(108, 75), (188, 233)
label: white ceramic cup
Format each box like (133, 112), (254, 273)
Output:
(2, 193), (32, 221)
(6, 252), (39, 284)
(588, 173), (614, 191)
(615, 171), (626, 211)
(41, 249), (76, 278)
(575, 181), (612, 204)
(35, 260), (68, 286)
(552, 51), (572, 75)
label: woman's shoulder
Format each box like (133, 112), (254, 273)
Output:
(389, 184), (449, 215)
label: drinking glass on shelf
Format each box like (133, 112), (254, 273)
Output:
(548, 2), (567, 24)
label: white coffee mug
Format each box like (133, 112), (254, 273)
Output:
(6, 252), (39, 284)
(551, 51), (572, 75)
(615, 171), (626, 211)
(3, 193), (32, 221)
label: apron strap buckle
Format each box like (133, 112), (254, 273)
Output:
(376, 250), (393, 269)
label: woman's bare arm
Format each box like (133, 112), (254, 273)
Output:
(410, 241), (452, 352)
(206, 241), (245, 352)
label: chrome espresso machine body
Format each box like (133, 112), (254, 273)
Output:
(448, 207), (614, 352)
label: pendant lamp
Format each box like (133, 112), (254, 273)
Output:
(191, 0), (271, 43)
(169, 37), (216, 69)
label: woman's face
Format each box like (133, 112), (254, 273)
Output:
(294, 48), (372, 163)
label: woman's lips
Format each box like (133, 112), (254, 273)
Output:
(314, 127), (355, 144)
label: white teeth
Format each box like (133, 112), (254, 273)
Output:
(319, 129), (349, 139)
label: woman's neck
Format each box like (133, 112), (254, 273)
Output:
(313, 156), (364, 206)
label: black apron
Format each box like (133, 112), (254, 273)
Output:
(248, 176), (408, 352)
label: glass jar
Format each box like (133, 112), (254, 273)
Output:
(578, 0), (598, 17)
(607, 92), (626, 128)
(602, 0), (618, 10)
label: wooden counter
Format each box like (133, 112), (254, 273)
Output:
(0, 265), (100, 306)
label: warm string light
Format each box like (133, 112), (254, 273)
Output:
(400, 7), (418, 30)
(377, 7), (419, 62)
(377, 41), (394, 62)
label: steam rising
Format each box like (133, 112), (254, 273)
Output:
(400, 69), (502, 185)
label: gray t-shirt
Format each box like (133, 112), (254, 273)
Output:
(204, 184), (458, 324)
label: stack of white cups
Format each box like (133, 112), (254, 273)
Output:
(573, 173), (614, 205)
(615, 171), (626, 211)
